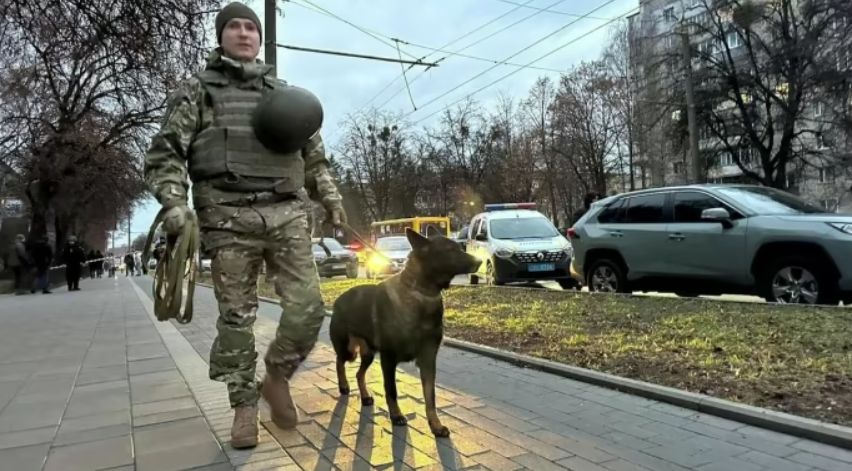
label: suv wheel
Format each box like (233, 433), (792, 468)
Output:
(469, 274), (479, 285)
(760, 256), (839, 305)
(587, 258), (628, 293)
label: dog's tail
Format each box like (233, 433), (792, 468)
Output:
(329, 312), (357, 363)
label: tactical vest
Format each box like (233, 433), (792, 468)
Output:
(188, 69), (305, 194)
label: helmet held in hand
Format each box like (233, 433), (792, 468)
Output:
(252, 85), (324, 154)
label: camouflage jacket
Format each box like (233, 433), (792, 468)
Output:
(143, 48), (343, 210)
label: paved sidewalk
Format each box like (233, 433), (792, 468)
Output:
(2, 278), (851, 471)
(0, 278), (234, 471)
(134, 277), (852, 471)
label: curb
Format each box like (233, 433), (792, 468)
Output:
(196, 281), (852, 450)
(441, 337), (852, 451)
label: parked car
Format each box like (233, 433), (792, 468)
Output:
(365, 236), (412, 279)
(312, 238), (358, 279)
(466, 203), (577, 289)
(450, 225), (470, 249)
(569, 184), (852, 305)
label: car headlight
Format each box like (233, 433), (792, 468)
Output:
(828, 222), (852, 235)
(494, 247), (514, 258)
(367, 255), (389, 271)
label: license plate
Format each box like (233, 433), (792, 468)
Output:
(333, 264), (346, 270)
(528, 263), (555, 272)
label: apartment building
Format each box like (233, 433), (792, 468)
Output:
(627, 0), (852, 212)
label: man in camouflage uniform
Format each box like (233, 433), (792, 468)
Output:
(143, 2), (345, 449)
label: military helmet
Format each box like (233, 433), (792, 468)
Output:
(252, 85), (324, 154)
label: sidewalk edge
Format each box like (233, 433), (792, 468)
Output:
(130, 279), (295, 468)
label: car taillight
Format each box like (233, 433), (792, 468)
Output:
(567, 228), (578, 239)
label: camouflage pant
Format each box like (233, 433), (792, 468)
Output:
(199, 197), (325, 408)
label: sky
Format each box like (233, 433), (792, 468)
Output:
(127, 0), (638, 243)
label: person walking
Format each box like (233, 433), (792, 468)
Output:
(94, 250), (105, 278)
(143, 1), (346, 449)
(30, 237), (53, 294)
(62, 236), (86, 291)
(7, 234), (31, 295)
(123, 253), (135, 277)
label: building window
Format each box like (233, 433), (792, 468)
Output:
(741, 147), (755, 164)
(820, 199), (838, 212)
(720, 153), (734, 167)
(818, 167), (836, 183)
(673, 161), (685, 174)
(814, 102), (824, 118)
(664, 7), (675, 22)
(816, 133), (829, 149)
(725, 30), (741, 49)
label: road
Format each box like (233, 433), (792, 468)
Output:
(352, 267), (766, 303)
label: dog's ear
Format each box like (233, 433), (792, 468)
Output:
(405, 228), (429, 251)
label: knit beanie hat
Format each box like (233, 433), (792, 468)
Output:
(215, 2), (262, 45)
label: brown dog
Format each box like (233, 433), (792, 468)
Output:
(330, 228), (481, 436)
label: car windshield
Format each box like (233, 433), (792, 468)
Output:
(490, 217), (559, 239)
(312, 238), (345, 253)
(716, 186), (825, 215)
(376, 237), (411, 251)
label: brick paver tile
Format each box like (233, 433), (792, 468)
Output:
(788, 451), (851, 471)
(511, 452), (569, 471)
(0, 443), (51, 470)
(43, 435), (133, 471)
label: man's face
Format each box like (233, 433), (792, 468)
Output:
(221, 18), (261, 62)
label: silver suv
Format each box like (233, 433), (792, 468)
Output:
(569, 184), (852, 305)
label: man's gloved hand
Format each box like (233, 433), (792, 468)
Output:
(156, 184), (190, 235)
(326, 204), (347, 227)
(162, 205), (190, 235)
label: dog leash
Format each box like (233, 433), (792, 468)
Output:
(338, 222), (396, 262)
(141, 206), (199, 324)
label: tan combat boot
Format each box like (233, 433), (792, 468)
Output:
(230, 404), (258, 449)
(260, 373), (299, 429)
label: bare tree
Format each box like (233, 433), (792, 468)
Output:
(0, 0), (217, 247)
(551, 62), (623, 197)
(520, 77), (563, 223)
(338, 109), (412, 221)
(602, 21), (640, 191)
(429, 99), (496, 190)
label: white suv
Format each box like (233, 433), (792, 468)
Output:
(465, 203), (576, 289)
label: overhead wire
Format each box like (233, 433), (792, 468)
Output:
(409, 5), (641, 125)
(291, 0), (544, 114)
(399, 0), (621, 122)
(491, 0), (615, 20)
(289, 0), (421, 60)
(373, 0), (580, 110)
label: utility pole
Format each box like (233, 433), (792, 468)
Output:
(265, 0), (277, 76)
(679, 24), (702, 184)
(127, 212), (131, 253)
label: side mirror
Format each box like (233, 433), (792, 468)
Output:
(701, 207), (733, 229)
(475, 231), (488, 241)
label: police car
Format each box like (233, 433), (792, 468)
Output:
(466, 203), (577, 289)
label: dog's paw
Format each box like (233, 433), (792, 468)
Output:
(339, 386), (350, 395)
(361, 396), (374, 407)
(431, 425), (451, 437)
(390, 415), (408, 426)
